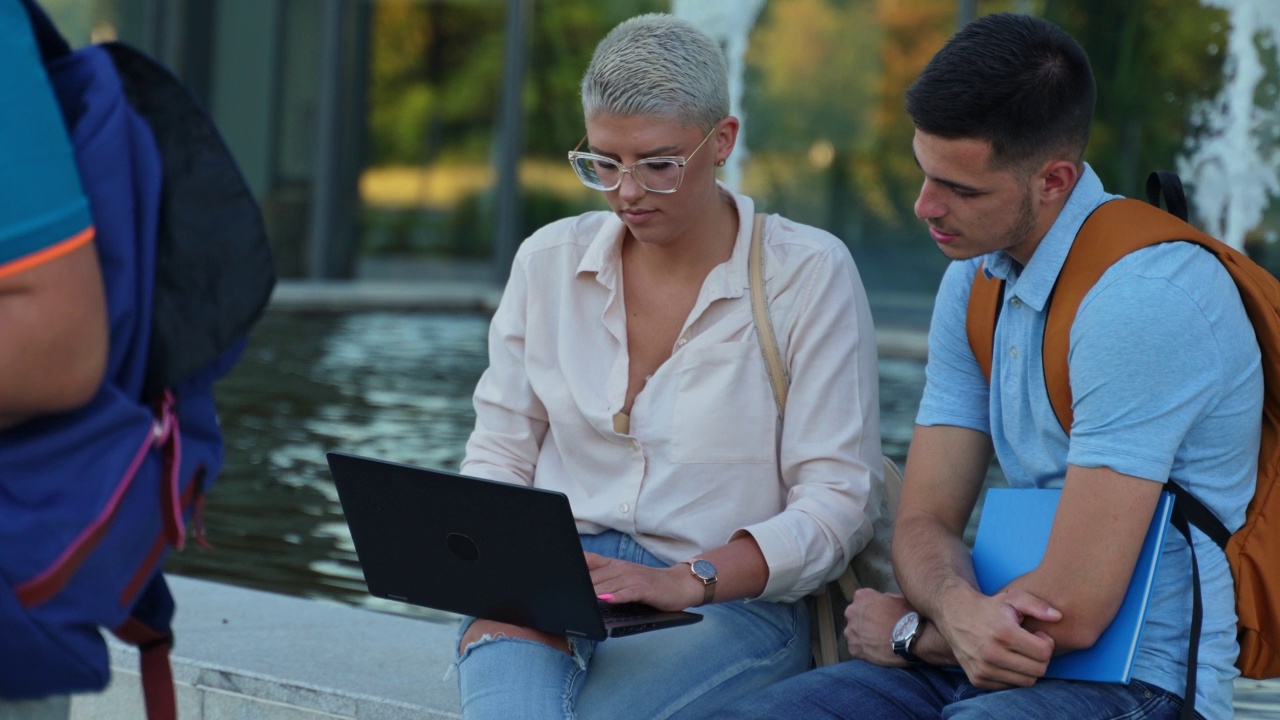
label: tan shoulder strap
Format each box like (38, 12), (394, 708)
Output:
(1043, 199), (1217, 433)
(749, 213), (789, 419)
(965, 263), (1002, 384)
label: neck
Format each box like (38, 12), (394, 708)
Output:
(625, 188), (738, 280)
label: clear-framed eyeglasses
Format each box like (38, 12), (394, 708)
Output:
(566, 125), (717, 194)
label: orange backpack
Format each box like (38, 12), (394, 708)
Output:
(965, 173), (1280, 694)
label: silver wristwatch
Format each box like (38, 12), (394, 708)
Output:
(891, 611), (926, 665)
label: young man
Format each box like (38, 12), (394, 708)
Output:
(719, 12), (1259, 719)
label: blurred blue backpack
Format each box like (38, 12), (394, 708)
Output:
(0, 1), (275, 716)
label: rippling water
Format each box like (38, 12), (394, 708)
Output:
(166, 311), (977, 621)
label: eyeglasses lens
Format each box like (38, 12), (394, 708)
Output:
(571, 156), (681, 193)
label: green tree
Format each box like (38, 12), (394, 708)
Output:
(1044, 0), (1228, 197)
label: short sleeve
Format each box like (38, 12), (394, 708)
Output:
(0, 2), (92, 278)
(916, 259), (991, 433)
(1066, 257), (1224, 481)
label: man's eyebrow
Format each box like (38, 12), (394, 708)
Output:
(911, 150), (985, 194)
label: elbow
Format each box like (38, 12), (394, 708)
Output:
(1027, 601), (1112, 654)
(1047, 619), (1106, 654)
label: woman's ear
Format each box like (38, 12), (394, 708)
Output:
(715, 116), (740, 166)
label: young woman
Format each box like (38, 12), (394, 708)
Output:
(454, 13), (883, 718)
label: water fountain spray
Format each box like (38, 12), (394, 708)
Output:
(1178, 0), (1280, 250)
(672, 0), (767, 192)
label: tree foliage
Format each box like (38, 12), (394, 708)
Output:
(365, 0), (1236, 245)
(1044, 0), (1228, 198)
(367, 0), (663, 166)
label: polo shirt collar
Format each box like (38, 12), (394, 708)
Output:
(980, 163), (1107, 312)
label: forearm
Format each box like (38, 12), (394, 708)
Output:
(1002, 465), (1164, 652)
(696, 533), (769, 603)
(893, 512), (984, 630)
(589, 535), (769, 611)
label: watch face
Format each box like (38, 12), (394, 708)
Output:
(690, 559), (717, 581)
(892, 612), (919, 643)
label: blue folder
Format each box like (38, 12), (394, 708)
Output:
(970, 488), (1174, 683)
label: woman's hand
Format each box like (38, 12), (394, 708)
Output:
(586, 552), (705, 611)
(844, 588), (913, 667)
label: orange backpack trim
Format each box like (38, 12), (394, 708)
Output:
(965, 198), (1280, 679)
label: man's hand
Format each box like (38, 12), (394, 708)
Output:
(586, 553), (704, 611)
(844, 588), (912, 667)
(937, 586), (1060, 689)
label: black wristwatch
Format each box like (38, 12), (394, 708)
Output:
(891, 611), (926, 665)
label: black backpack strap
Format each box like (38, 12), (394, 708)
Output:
(1145, 171), (1191, 223)
(17, 0), (72, 63)
(1165, 482), (1231, 549)
(1165, 481), (1231, 720)
(1168, 502), (1203, 720)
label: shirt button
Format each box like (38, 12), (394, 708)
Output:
(1010, 297), (1023, 309)
(1009, 346), (1019, 359)
(620, 503), (630, 514)
(677, 337), (688, 347)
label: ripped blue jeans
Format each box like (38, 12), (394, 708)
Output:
(452, 531), (810, 720)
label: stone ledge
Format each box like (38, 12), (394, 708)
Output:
(62, 561), (1280, 718)
(72, 575), (461, 719)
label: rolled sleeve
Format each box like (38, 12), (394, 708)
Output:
(739, 243), (883, 603)
(461, 251), (548, 487)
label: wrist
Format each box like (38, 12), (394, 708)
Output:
(891, 611), (928, 666)
(679, 558), (717, 607)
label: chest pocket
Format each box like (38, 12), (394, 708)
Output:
(670, 342), (776, 464)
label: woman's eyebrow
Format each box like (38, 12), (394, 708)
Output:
(589, 142), (682, 160)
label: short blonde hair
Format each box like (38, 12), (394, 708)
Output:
(581, 13), (729, 131)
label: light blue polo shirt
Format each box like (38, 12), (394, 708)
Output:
(0, 0), (92, 275)
(917, 164), (1261, 717)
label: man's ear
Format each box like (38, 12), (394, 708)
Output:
(1036, 160), (1080, 206)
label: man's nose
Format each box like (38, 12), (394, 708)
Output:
(914, 179), (945, 220)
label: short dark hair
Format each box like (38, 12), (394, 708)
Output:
(905, 13), (1096, 171)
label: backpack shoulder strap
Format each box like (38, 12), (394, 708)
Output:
(17, 0), (71, 64)
(965, 263), (1002, 384)
(1042, 198), (1218, 433)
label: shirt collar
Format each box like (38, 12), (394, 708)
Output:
(576, 182), (759, 297)
(980, 163), (1114, 312)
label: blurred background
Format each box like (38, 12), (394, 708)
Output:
(36, 0), (1280, 618)
(42, 0), (1278, 288)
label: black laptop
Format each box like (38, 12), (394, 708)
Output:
(325, 451), (703, 640)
